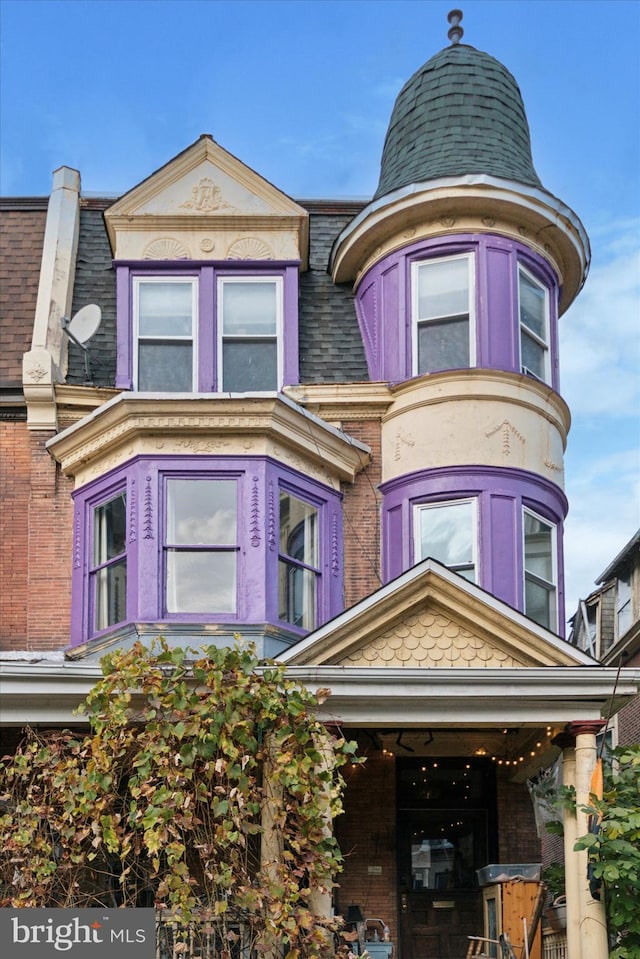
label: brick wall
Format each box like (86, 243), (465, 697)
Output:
(341, 419), (382, 609)
(496, 771), (543, 864)
(0, 422), (73, 650)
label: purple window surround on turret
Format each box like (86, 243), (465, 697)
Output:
(70, 455), (342, 647)
(354, 234), (560, 389)
(380, 465), (567, 635)
(114, 261), (300, 392)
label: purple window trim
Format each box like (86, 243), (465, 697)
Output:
(379, 464), (567, 634)
(115, 260), (300, 392)
(354, 234), (560, 389)
(70, 454), (342, 647)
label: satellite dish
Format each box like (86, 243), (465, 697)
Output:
(65, 304), (102, 345)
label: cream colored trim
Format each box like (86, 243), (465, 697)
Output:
(283, 382), (393, 423)
(330, 174), (590, 315)
(281, 559), (592, 668)
(23, 167), (81, 430)
(382, 369), (570, 485)
(45, 392), (371, 488)
(104, 136), (309, 268)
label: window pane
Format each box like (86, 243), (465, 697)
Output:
(418, 258), (469, 320)
(525, 575), (553, 630)
(167, 479), (236, 545)
(419, 502), (474, 570)
(279, 559), (316, 630)
(138, 342), (193, 391)
(524, 513), (553, 581)
(138, 282), (193, 336)
(519, 272), (546, 339)
(279, 492), (318, 565)
(94, 558), (127, 631)
(166, 551), (236, 613)
(222, 341), (277, 391)
(93, 493), (126, 565)
(520, 330), (545, 379)
(418, 316), (469, 373)
(222, 282), (277, 335)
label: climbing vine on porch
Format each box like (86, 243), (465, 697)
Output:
(0, 640), (363, 958)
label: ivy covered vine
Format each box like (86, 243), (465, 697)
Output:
(0, 640), (363, 958)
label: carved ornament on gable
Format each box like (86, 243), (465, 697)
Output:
(179, 177), (238, 213)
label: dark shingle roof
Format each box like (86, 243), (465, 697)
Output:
(298, 212), (368, 383)
(68, 205), (117, 386)
(374, 43), (542, 199)
(65, 202), (368, 388)
(0, 205), (47, 392)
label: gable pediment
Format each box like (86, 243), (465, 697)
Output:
(104, 135), (308, 266)
(282, 560), (595, 669)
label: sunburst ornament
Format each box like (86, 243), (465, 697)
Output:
(142, 237), (190, 260)
(227, 237), (273, 260)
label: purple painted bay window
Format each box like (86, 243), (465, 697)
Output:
(70, 456), (342, 647)
(354, 234), (560, 389)
(380, 465), (568, 634)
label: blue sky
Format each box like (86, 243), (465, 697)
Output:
(1, 0), (639, 626)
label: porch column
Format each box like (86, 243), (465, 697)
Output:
(553, 732), (580, 958)
(568, 720), (608, 959)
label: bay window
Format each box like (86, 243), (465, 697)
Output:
(413, 254), (474, 374)
(518, 266), (550, 382)
(414, 498), (477, 581)
(164, 478), (238, 614)
(91, 490), (127, 633)
(523, 508), (557, 629)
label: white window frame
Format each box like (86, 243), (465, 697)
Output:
(518, 264), (550, 384)
(217, 275), (283, 392)
(133, 276), (198, 391)
(616, 573), (632, 639)
(411, 253), (476, 376)
(413, 497), (478, 582)
(522, 506), (558, 631)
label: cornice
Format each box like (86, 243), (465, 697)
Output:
(283, 382), (393, 422)
(45, 392), (371, 486)
(330, 174), (590, 315)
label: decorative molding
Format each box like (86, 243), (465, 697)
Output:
(268, 481), (276, 552)
(331, 511), (339, 576)
(485, 419), (526, 455)
(24, 363), (48, 383)
(227, 237), (274, 259)
(440, 216), (456, 228)
(482, 216), (496, 227)
(544, 458), (563, 473)
(129, 477), (137, 543)
(179, 176), (237, 213)
(394, 428), (415, 461)
(338, 611), (521, 668)
(199, 238), (215, 253)
(143, 475), (154, 540)
(142, 237), (190, 259)
(74, 514), (81, 569)
(250, 475), (261, 547)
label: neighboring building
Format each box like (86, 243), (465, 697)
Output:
(1, 12), (638, 959)
(569, 529), (640, 747)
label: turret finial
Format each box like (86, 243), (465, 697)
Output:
(447, 9), (464, 45)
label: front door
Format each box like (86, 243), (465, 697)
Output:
(397, 758), (497, 959)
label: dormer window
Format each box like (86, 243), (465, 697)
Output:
(412, 253), (474, 374)
(518, 265), (550, 383)
(119, 265), (296, 394)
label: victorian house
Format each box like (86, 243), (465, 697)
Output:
(1, 12), (638, 959)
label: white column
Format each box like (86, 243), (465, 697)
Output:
(555, 732), (580, 958)
(569, 720), (608, 959)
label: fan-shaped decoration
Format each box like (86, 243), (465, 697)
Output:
(226, 237), (274, 260)
(142, 237), (191, 260)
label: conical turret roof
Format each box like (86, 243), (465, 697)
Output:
(374, 42), (542, 200)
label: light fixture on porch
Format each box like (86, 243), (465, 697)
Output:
(474, 745), (488, 756)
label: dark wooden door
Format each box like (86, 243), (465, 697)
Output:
(397, 758), (496, 959)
